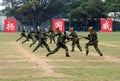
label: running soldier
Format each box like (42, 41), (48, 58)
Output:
(46, 31), (70, 57)
(16, 27), (27, 42)
(47, 25), (56, 44)
(55, 27), (62, 41)
(85, 27), (103, 56)
(33, 30), (51, 52)
(69, 27), (82, 52)
(29, 26), (42, 47)
(22, 28), (34, 44)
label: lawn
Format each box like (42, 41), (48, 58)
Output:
(0, 32), (120, 81)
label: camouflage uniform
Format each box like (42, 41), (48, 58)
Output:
(85, 32), (103, 56)
(46, 32), (70, 57)
(48, 29), (56, 44)
(33, 31), (51, 52)
(69, 31), (82, 52)
(16, 28), (27, 41)
(22, 30), (34, 44)
(29, 29), (41, 47)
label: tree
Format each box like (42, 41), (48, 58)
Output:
(64, 0), (108, 27)
(1, 0), (67, 26)
(70, 7), (88, 19)
(85, 0), (107, 18)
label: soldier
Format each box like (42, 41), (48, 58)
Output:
(33, 30), (51, 52)
(55, 27), (63, 41)
(22, 28), (34, 44)
(85, 27), (103, 56)
(16, 27), (27, 42)
(46, 31), (70, 57)
(69, 27), (82, 52)
(29, 26), (42, 47)
(47, 25), (56, 44)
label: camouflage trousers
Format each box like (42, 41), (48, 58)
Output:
(85, 41), (102, 55)
(50, 36), (56, 44)
(29, 36), (43, 47)
(33, 41), (51, 52)
(16, 33), (26, 41)
(22, 36), (34, 44)
(47, 42), (70, 57)
(71, 38), (82, 52)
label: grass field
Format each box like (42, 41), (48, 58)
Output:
(0, 32), (120, 81)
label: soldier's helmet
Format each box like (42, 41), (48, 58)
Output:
(88, 27), (94, 32)
(30, 28), (34, 31)
(70, 27), (74, 32)
(23, 27), (26, 29)
(37, 26), (40, 30)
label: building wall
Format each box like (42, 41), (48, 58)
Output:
(0, 16), (7, 31)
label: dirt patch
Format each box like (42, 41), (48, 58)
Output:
(9, 41), (67, 77)
(68, 45), (120, 63)
(86, 53), (120, 63)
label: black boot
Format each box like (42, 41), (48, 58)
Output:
(66, 53), (70, 57)
(86, 51), (89, 56)
(99, 53), (103, 56)
(80, 49), (82, 52)
(33, 49), (35, 52)
(46, 53), (50, 57)
(29, 44), (32, 47)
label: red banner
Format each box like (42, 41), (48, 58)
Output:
(4, 19), (17, 32)
(53, 19), (65, 32)
(101, 18), (113, 32)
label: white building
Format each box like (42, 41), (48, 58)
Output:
(108, 12), (120, 22)
(0, 11), (7, 31)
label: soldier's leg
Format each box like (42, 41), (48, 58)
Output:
(61, 44), (70, 57)
(40, 44), (44, 48)
(50, 36), (52, 44)
(30, 39), (37, 47)
(76, 44), (82, 52)
(71, 42), (75, 52)
(53, 36), (56, 44)
(22, 37), (29, 44)
(33, 43), (41, 52)
(43, 42), (51, 52)
(30, 37), (34, 42)
(93, 43), (103, 56)
(46, 45), (60, 57)
(16, 36), (23, 41)
(85, 43), (90, 56)
(76, 40), (82, 52)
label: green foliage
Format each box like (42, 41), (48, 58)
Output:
(1, 0), (120, 26)
(1, 0), (68, 26)
(107, 4), (120, 12)
(66, 0), (120, 18)
(70, 7), (88, 19)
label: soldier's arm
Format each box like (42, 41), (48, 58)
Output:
(85, 34), (90, 40)
(69, 33), (72, 36)
(94, 32), (98, 40)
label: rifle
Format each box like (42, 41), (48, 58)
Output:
(65, 36), (84, 43)
(78, 35), (86, 38)
(78, 35), (90, 40)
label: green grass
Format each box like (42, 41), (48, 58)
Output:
(0, 32), (120, 81)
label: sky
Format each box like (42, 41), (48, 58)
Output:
(0, 0), (5, 10)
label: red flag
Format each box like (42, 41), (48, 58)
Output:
(101, 18), (113, 32)
(53, 19), (65, 32)
(4, 19), (17, 32)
